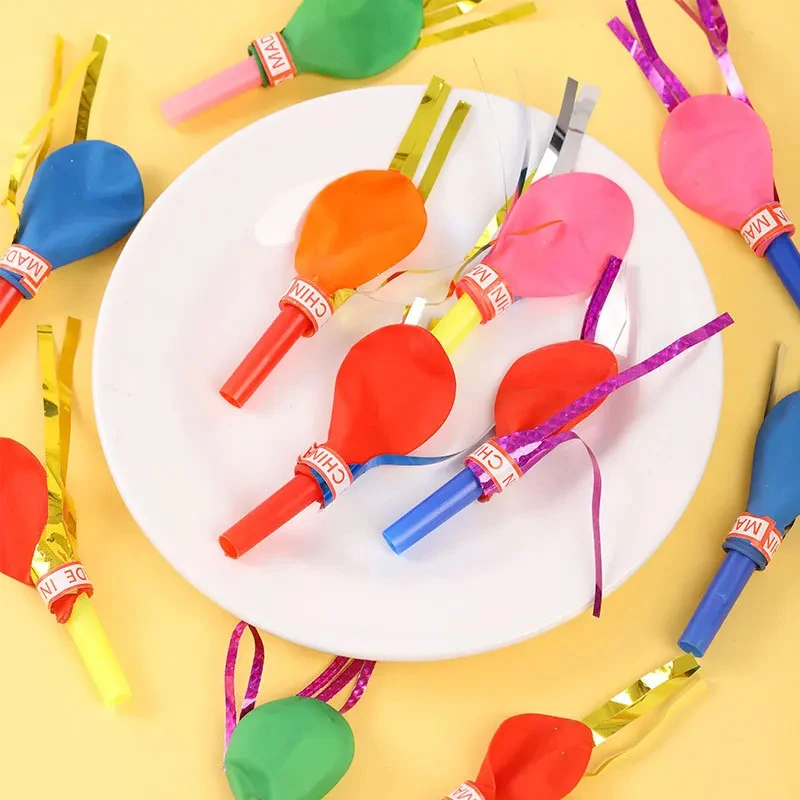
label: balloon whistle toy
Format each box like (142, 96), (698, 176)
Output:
(444, 654), (700, 800)
(1, 34), (144, 332)
(385, 255), (629, 557)
(161, 0), (536, 125)
(220, 77), (470, 407)
(224, 623), (374, 800)
(610, 0), (800, 310)
(0, 320), (130, 706)
(386, 298), (733, 614)
(430, 170), (634, 356)
(220, 322), (456, 558)
(679, 346), (800, 657)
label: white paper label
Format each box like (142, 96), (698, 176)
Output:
(281, 277), (334, 332)
(35, 562), (92, 610)
(465, 440), (521, 492)
(740, 204), (793, 253)
(460, 263), (514, 320)
(0, 244), (52, 296)
(728, 513), (783, 564)
(298, 445), (353, 500)
(445, 784), (486, 800)
(252, 32), (298, 85)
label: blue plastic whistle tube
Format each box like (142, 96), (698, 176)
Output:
(383, 468), (483, 554)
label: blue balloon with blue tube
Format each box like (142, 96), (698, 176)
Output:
(0, 140), (144, 329)
(680, 391), (800, 657)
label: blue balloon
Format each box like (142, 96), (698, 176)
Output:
(0, 140), (144, 298)
(679, 390), (800, 657)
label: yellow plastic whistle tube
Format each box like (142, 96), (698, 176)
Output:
(430, 293), (483, 356)
(65, 594), (131, 708)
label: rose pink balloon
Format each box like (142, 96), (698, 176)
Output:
(659, 94), (774, 229)
(483, 172), (634, 298)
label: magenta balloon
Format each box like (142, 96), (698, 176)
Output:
(659, 94), (773, 230)
(485, 172), (634, 298)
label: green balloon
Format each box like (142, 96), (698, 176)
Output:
(283, 0), (423, 79)
(225, 697), (355, 800)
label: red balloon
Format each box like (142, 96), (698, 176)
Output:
(322, 324), (456, 464)
(473, 714), (594, 800)
(0, 438), (48, 586)
(494, 340), (619, 437)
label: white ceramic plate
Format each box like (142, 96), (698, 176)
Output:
(94, 85), (723, 661)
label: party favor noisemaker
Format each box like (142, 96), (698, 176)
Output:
(679, 346), (800, 657)
(220, 77), (470, 407)
(0, 320), (130, 706)
(224, 623), (374, 800)
(386, 307), (733, 614)
(385, 255), (627, 556)
(444, 654), (701, 800)
(0, 35), (144, 331)
(220, 322), (456, 557)
(429, 170), (634, 355)
(610, 1), (800, 309)
(161, 0), (536, 126)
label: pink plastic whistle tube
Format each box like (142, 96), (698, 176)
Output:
(161, 57), (263, 126)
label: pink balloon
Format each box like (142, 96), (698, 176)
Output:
(484, 172), (634, 298)
(659, 94), (773, 229)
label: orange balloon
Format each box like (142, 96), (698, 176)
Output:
(295, 169), (427, 293)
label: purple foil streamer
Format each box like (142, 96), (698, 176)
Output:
(581, 256), (623, 342)
(340, 661), (376, 713)
(224, 622), (266, 751)
(625, 0), (691, 104)
(296, 655), (350, 698)
(465, 312), (733, 616)
(608, 18), (679, 111)
(316, 659), (365, 703)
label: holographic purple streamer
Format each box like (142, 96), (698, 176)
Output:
(625, 0), (691, 104)
(468, 312), (734, 501)
(608, 18), (679, 111)
(581, 256), (623, 342)
(296, 655), (350, 698)
(224, 621), (266, 751)
(316, 659), (365, 703)
(339, 661), (376, 713)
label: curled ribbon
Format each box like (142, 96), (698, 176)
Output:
(224, 622), (375, 752)
(467, 313), (734, 615)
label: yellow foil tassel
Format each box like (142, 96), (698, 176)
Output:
(74, 33), (109, 142)
(390, 76), (451, 180)
(582, 654), (701, 774)
(418, 2), (537, 48)
(2, 40), (100, 230)
(34, 321), (131, 707)
(418, 100), (471, 201)
(424, 0), (489, 29)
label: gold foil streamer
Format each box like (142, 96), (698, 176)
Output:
(424, 0), (488, 29)
(34, 36), (64, 173)
(417, 100), (471, 200)
(30, 319), (82, 584)
(581, 654), (701, 774)
(389, 76), (451, 179)
(74, 33), (109, 142)
(2, 42), (99, 230)
(417, 3), (537, 49)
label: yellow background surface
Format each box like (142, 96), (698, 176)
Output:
(1, 0), (798, 797)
